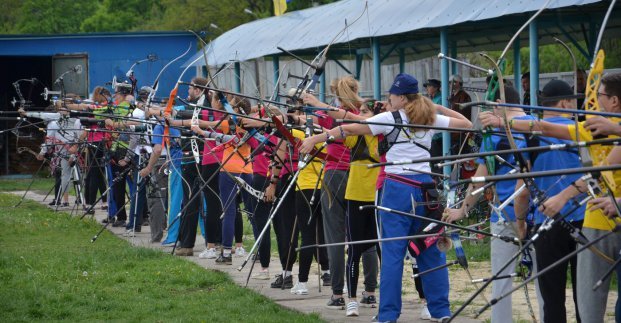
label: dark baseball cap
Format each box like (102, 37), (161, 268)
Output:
(423, 79), (441, 88)
(539, 79), (583, 102)
(389, 73), (419, 95)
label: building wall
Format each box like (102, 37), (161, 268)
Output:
(0, 33), (198, 97)
(209, 56), (621, 102)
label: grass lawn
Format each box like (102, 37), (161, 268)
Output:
(0, 177), (56, 194)
(0, 192), (322, 322)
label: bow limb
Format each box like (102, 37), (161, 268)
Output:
(164, 51), (205, 147)
(554, 38), (578, 98)
(17, 146), (41, 159)
(285, 2), (368, 101)
(581, 0), (620, 219)
(190, 30), (271, 146)
(231, 175), (265, 201)
(190, 105), (202, 164)
(575, 0), (615, 181)
(481, 53), (542, 322)
(147, 43), (192, 107)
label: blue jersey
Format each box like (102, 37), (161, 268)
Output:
(531, 117), (585, 224)
(152, 124), (183, 167)
(477, 115), (532, 222)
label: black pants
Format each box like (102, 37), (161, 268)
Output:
(178, 163), (204, 249)
(295, 189), (329, 282)
(85, 143), (107, 205)
(534, 220), (583, 323)
(201, 163), (222, 244)
(346, 199), (379, 298)
(250, 174), (272, 268)
(110, 162), (128, 221)
(273, 174), (297, 271)
(235, 195), (243, 244)
(52, 168), (62, 203)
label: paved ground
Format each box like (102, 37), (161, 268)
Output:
(11, 190), (487, 322)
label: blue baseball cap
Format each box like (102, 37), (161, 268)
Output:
(389, 73), (419, 95)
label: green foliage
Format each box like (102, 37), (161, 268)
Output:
(80, 0), (162, 32)
(0, 193), (322, 322)
(467, 39), (621, 77)
(0, 0), (22, 34)
(14, 0), (98, 34)
(148, 0), (253, 36)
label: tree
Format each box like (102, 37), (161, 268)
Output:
(14, 0), (97, 34)
(80, 0), (162, 32)
(0, 0), (23, 34)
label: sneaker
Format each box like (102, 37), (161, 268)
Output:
(252, 270), (270, 280)
(215, 254), (232, 265)
(270, 274), (293, 289)
(112, 220), (126, 227)
(326, 295), (345, 309)
(321, 272), (332, 286)
(198, 248), (218, 259)
(430, 316), (450, 323)
(48, 201), (60, 206)
(290, 282), (308, 295)
(124, 229), (136, 237)
(62, 202), (70, 207)
(234, 246), (246, 258)
(346, 301), (359, 317)
(125, 226), (141, 233)
(420, 304), (431, 320)
(360, 291), (377, 308)
(102, 217), (114, 224)
(174, 247), (194, 256)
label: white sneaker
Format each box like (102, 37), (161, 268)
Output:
(290, 282), (308, 295)
(346, 301), (359, 317)
(420, 304), (431, 320)
(234, 246), (246, 258)
(252, 270), (270, 280)
(198, 248), (217, 259)
(430, 315), (450, 322)
(123, 229), (136, 237)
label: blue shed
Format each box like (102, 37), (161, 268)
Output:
(0, 31), (197, 175)
(0, 31), (197, 100)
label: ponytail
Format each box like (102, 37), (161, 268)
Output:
(403, 94), (436, 128)
(335, 76), (363, 112)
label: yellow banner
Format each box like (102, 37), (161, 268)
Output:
(274, 0), (287, 16)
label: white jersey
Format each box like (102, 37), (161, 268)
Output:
(40, 117), (82, 156)
(367, 109), (450, 174)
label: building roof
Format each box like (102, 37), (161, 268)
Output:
(184, 0), (621, 67)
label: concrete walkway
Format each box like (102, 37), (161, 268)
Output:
(14, 190), (480, 323)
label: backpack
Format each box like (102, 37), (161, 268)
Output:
(377, 111), (430, 155)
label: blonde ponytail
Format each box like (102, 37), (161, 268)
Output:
(403, 94), (436, 128)
(335, 76), (363, 112)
